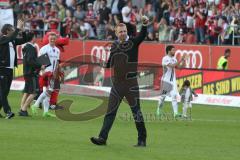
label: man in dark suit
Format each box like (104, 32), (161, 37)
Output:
(0, 20), (28, 119)
(90, 16), (149, 147)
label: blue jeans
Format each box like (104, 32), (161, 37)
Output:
(195, 27), (205, 43)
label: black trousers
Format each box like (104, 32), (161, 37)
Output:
(99, 79), (147, 142)
(0, 68), (13, 114)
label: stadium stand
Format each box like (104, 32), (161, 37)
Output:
(1, 0), (240, 45)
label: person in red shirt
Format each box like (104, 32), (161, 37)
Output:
(42, 31), (69, 52)
(193, 6), (206, 44)
(62, 10), (74, 37)
(45, 11), (60, 30)
(206, 17), (222, 44)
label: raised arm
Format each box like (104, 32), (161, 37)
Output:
(133, 26), (147, 45)
(166, 55), (187, 69)
(166, 59), (184, 68)
(133, 16), (149, 45)
(0, 19), (25, 45)
(0, 29), (19, 45)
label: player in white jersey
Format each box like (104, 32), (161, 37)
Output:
(35, 32), (60, 115)
(39, 33), (60, 73)
(156, 45), (186, 118)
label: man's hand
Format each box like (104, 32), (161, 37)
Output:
(141, 16), (149, 26)
(178, 54), (189, 68)
(41, 65), (46, 70)
(17, 20), (24, 30)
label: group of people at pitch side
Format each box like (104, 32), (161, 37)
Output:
(0, 20), (64, 119)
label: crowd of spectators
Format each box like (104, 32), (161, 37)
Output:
(3, 0), (240, 45)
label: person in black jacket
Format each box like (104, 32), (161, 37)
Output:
(0, 20), (28, 119)
(90, 16), (149, 147)
(19, 32), (44, 117)
(111, 0), (125, 24)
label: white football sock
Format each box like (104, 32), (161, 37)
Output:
(158, 95), (166, 109)
(182, 102), (188, 117)
(43, 96), (50, 113)
(172, 95), (178, 115)
(34, 91), (47, 107)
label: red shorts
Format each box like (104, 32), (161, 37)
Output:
(39, 71), (61, 105)
(50, 90), (59, 105)
(39, 71), (52, 91)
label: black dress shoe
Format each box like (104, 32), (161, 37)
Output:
(5, 112), (15, 119)
(134, 141), (146, 147)
(90, 137), (106, 146)
(18, 110), (29, 117)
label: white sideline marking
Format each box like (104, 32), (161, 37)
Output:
(192, 118), (240, 123)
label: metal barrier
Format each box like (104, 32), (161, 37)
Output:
(218, 25), (240, 45)
(232, 25), (240, 45)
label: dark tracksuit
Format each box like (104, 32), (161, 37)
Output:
(22, 43), (42, 94)
(99, 26), (147, 143)
(0, 29), (28, 114)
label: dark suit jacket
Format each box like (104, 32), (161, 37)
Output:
(0, 29), (28, 68)
(106, 26), (147, 83)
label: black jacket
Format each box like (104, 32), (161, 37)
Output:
(111, 0), (125, 12)
(22, 43), (41, 77)
(0, 29), (28, 68)
(106, 26), (147, 83)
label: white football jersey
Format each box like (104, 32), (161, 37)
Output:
(161, 55), (177, 83)
(39, 44), (60, 72)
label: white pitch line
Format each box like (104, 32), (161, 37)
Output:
(192, 118), (240, 123)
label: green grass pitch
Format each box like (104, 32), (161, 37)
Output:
(1, 91), (240, 160)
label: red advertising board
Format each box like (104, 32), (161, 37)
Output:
(176, 69), (240, 96)
(60, 40), (84, 61)
(138, 42), (164, 64)
(173, 44), (211, 69)
(210, 46), (240, 70)
(35, 39), (237, 71)
(83, 41), (111, 64)
(14, 39), (240, 96)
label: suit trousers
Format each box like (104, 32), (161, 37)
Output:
(99, 79), (147, 142)
(0, 68), (13, 114)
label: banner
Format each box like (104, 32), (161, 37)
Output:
(176, 69), (240, 96)
(210, 46), (240, 70)
(14, 39), (240, 98)
(0, 8), (13, 32)
(19, 39), (240, 70)
(0, 0), (9, 7)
